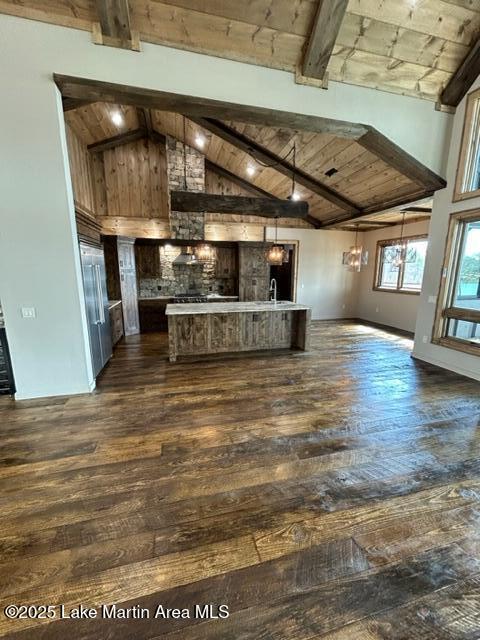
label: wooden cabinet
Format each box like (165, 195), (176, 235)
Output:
(168, 307), (310, 361)
(210, 313), (240, 351)
(109, 302), (124, 346)
(240, 312), (270, 349)
(238, 244), (270, 302)
(138, 299), (170, 332)
(0, 328), (15, 395)
(104, 236), (140, 336)
(173, 315), (209, 355)
(270, 311), (294, 348)
(135, 244), (161, 279)
(215, 246), (238, 279)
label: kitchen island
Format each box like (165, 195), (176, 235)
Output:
(166, 301), (311, 362)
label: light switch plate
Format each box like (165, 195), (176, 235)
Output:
(428, 295), (437, 304)
(21, 307), (36, 319)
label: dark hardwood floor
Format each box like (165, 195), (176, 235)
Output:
(1, 321), (480, 639)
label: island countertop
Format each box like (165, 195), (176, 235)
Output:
(166, 301), (311, 316)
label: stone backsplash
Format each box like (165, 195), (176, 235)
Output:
(138, 245), (236, 297)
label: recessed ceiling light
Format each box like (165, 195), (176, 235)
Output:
(247, 164), (256, 177)
(111, 111), (123, 127)
(195, 134), (205, 149)
(291, 192), (301, 201)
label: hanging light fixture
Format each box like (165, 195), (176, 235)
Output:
(265, 144), (300, 266)
(266, 217), (287, 265)
(342, 226), (368, 272)
(384, 211), (417, 268)
(195, 243), (213, 262)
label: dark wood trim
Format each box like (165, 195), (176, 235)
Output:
(191, 117), (359, 214)
(53, 74), (369, 138)
(402, 206), (433, 214)
(440, 35), (480, 108)
(352, 318), (415, 340)
(358, 129), (446, 191)
(320, 191), (435, 228)
(94, 0), (132, 43)
(444, 307), (480, 323)
(302, 0), (348, 80)
(435, 335), (480, 357)
(87, 128), (147, 153)
(170, 191), (309, 218)
(62, 97), (94, 112)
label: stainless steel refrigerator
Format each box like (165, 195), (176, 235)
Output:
(80, 243), (112, 378)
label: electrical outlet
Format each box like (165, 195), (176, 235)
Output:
(422, 335), (429, 344)
(375, 307), (379, 313)
(428, 295), (437, 304)
(21, 307), (36, 319)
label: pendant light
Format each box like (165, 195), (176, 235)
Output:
(386, 211), (416, 268)
(343, 226), (368, 272)
(266, 143), (300, 265)
(266, 217), (287, 265)
(195, 243), (213, 262)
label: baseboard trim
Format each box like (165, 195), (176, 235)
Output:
(411, 351), (480, 382)
(352, 318), (415, 339)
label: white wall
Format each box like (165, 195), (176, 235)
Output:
(0, 14), (453, 398)
(266, 227), (359, 320)
(413, 77), (480, 381)
(356, 220), (430, 333)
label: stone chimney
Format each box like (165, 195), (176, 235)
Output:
(166, 135), (205, 240)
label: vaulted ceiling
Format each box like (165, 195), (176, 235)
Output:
(3, 0), (480, 103)
(65, 100), (434, 229)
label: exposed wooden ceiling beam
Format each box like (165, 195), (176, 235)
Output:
(54, 74), (447, 198)
(170, 192), (309, 219)
(62, 97), (94, 112)
(87, 128), (146, 153)
(358, 130), (446, 191)
(303, 0), (348, 81)
(338, 221), (397, 227)
(205, 160), (321, 229)
(320, 190), (435, 228)
(53, 74), (368, 138)
(440, 35), (480, 108)
(94, 0), (132, 43)
(190, 117), (359, 215)
(205, 160), (280, 200)
(401, 206), (433, 214)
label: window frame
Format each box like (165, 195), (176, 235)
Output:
(453, 87), (480, 203)
(432, 208), (480, 357)
(373, 234), (428, 295)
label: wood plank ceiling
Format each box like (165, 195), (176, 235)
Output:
(2, 0), (480, 102)
(65, 101), (434, 227)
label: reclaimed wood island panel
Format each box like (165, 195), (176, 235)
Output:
(166, 302), (311, 362)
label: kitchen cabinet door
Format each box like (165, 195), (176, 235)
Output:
(240, 312), (271, 350)
(175, 315), (209, 355)
(271, 311), (293, 348)
(209, 313), (240, 352)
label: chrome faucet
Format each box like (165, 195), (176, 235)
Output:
(269, 278), (277, 304)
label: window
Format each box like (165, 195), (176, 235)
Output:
(433, 209), (480, 356)
(374, 236), (428, 294)
(454, 87), (480, 202)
